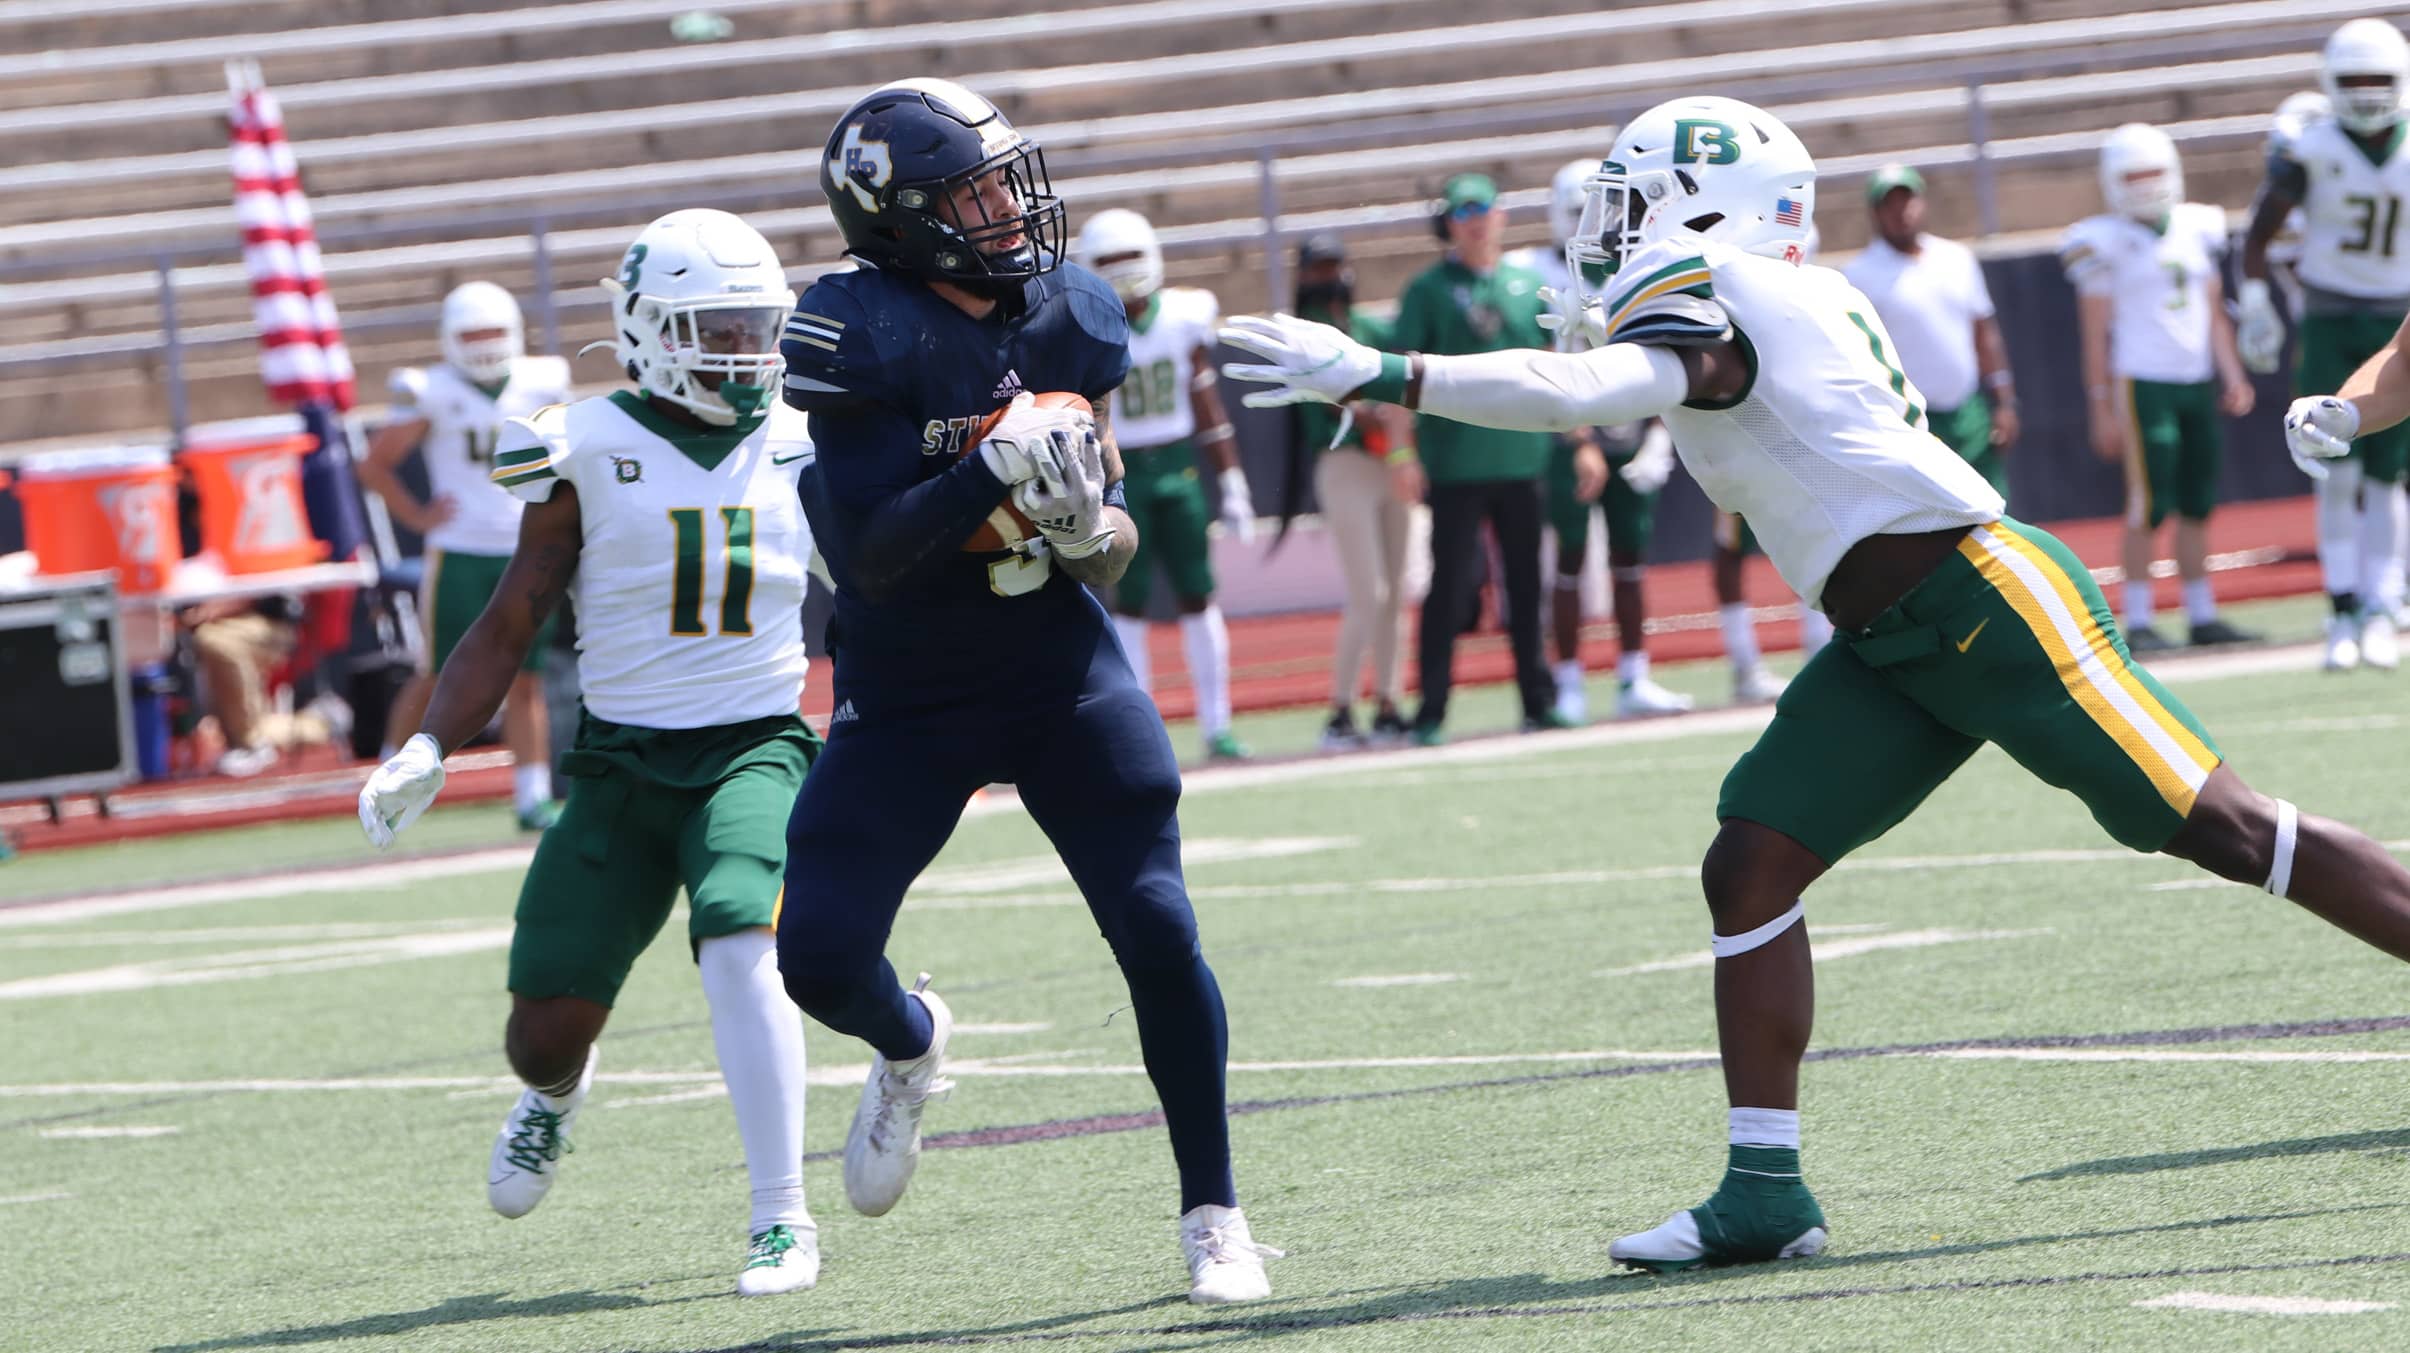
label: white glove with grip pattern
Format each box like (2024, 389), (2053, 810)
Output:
(359, 732), (445, 850)
(2235, 278), (2285, 376)
(1217, 467), (1258, 544)
(1219, 314), (1382, 408)
(2285, 396), (2359, 482)
(1536, 284), (1607, 351)
(1014, 427), (1117, 559)
(977, 392), (1083, 486)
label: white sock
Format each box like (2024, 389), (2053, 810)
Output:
(1796, 603), (1833, 655)
(2123, 580), (2156, 631)
(2317, 462), (2366, 600)
(1616, 650), (1650, 684)
(1180, 606), (1233, 737)
(1113, 615), (1154, 692)
(513, 763), (552, 814)
(697, 930), (811, 1236)
(1553, 657), (1586, 692)
(2182, 577), (2216, 627)
(1720, 603), (1761, 673)
(1729, 1106), (1801, 1149)
(2362, 479), (2407, 611)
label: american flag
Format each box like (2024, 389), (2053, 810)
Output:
(226, 60), (355, 411)
(1774, 196), (1806, 228)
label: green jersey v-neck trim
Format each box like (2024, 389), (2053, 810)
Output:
(2350, 123), (2408, 168)
(609, 391), (763, 470)
(1128, 292), (1162, 337)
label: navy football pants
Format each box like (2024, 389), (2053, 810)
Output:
(778, 624), (1236, 1211)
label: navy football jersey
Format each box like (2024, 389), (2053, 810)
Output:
(781, 261), (1132, 681)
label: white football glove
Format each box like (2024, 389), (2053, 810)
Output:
(1536, 284), (1607, 352)
(1014, 426), (1117, 559)
(2285, 395), (2360, 481)
(358, 732), (445, 850)
(2235, 278), (2285, 376)
(1619, 423), (1677, 495)
(976, 392), (1086, 485)
(1217, 467), (1257, 544)
(1218, 314), (1382, 408)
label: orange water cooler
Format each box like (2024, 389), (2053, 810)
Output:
(177, 434), (327, 574)
(13, 446), (183, 595)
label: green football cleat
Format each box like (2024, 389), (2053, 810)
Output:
(1410, 723), (1447, 748)
(1204, 731), (1252, 762)
(516, 800), (563, 832)
(737, 1222), (821, 1297)
(1610, 1146), (1829, 1273)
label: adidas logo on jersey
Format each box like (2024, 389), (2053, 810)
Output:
(830, 700), (859, 726)
(990, 369), (1025, 402)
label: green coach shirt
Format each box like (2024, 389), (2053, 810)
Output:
(1387, 255), (1554, 484)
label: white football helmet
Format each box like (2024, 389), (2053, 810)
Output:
(1546, 158), (1592, 248)
(2099, 123), (2183, 223)
(1074, 208), (1163, 303)
(440, 281), (522, 386)
(598, 209), (796, 427)
(1568, 96), (1816, 280)
(2322, 19), (2408, 135)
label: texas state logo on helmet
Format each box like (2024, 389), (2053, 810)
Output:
(820, 78), (1067, 298)
(1568, 96), (1817, 280)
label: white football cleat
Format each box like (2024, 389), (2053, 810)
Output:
(487, 1046), (596, 1219)
(2361, 612), (2400, 671)
(1181, 1204), (1282, 1304)
(844, 973), (953, 1217)
(736, 1222), (820, 1297)
(1609, 1207), (1828, 1272)
(2325, 615), (2364, 672)
(1555, 679), (1590, 726)
(1615, 675), (1694, 719)
(1732, 665), (1788, 705)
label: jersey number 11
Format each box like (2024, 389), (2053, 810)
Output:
(669, 507), (754, 637)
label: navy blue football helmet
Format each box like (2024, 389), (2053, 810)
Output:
(821, 78), (1066, 296)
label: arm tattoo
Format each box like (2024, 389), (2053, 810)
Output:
(1091, 396), (1125, 483)
(520, 541), (578, 619)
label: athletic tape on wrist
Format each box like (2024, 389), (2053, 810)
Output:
(2264, 798), (2298, 897)
(1711, 899), (1805, 958)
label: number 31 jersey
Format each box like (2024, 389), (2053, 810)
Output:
(1597, 234), (2002, 608)
(493, 393), (814, 728)
(2283, 114), (2410, 302)
(1112, 286), (1218, 450)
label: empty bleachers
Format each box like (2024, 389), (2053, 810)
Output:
(1, 0), (2403, 446)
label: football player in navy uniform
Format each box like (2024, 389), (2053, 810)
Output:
(775, 79), (1277, 1305)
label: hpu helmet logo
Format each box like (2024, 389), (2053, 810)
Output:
(836, 126), (893, 213)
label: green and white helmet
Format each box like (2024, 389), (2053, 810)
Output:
(599, 209), (796, 427)
(439, 281), (522, 385)
(2322, 18), (2409, 135)
(1074, 207), (1163, 303)
(1569, 95), (1816, 278)
(2099, 123), (2182, 223)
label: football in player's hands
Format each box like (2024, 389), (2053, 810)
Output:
(964, 391), (1093, 551)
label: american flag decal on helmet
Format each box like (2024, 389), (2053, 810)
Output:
(1774, 196), (1805, 227)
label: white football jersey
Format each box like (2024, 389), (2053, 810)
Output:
(1111, 287), (1218, 449)
(396, 357), (572, 556)
(493, 393), (814, 729)
(1600, 236), (2003, 608)
(2058, 204), (2229, 384)
(2283, 115), (2410, 300)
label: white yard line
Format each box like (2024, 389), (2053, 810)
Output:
(0, 1191), (73, 1205)
(0, 928), (514, 1000)
(0, 919), (496, 949)
(2135, 1292), (2398, 1315)
(37, 1125), (179, 1139)
(1334, 973), (1465, 988)
(0, 640), (2331, 929)
(1930, 1048), (2410, 1065)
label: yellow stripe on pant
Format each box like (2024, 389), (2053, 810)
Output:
(1956, 525), (2216, 817)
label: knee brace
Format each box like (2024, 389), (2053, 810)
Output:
(1712, 900), (1805, 958)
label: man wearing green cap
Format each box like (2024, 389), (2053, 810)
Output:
(1388, 172), (1565, 744)
(1842, 165), (2022, 500)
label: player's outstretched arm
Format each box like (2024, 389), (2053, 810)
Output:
(420, 488), (580, 755)
(1218, 313), (1708, 434)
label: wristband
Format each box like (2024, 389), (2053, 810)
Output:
(1984, 370), (2015, 392)
(1383, 445), (1419, 467)
(1359, 352), (1413, 405)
